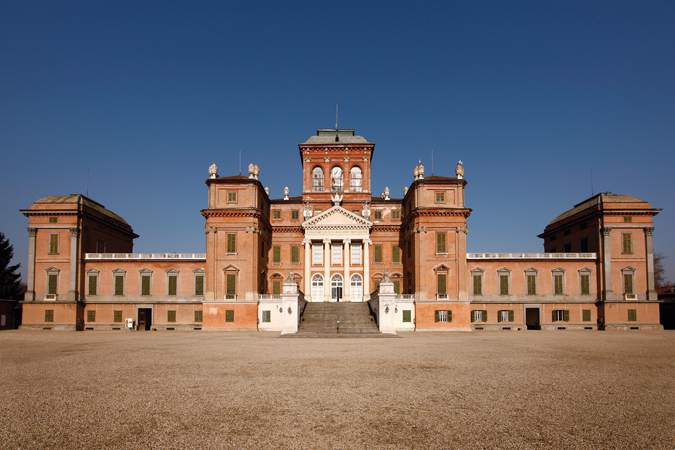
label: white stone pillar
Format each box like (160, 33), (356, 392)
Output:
(645, 227), (657, 300)
(303, 240), (311, 300)
(25, 228), (37, 301)
(323, 238), (331, 302)
(363, 239), (370, 302)
(68, 227), (80, 302)
(601, 227), (613, 300)
(344, 239), (351, 302)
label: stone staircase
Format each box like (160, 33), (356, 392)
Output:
(295, 302), (381, 336)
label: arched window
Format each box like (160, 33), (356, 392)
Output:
(350, 274), (363, 301)
(311, 274), (324, 300)
(331, 166), (343, 193)
(350, 166), (362, 192)
(312, 167), (324, 192)
(331, 274), (343, 301)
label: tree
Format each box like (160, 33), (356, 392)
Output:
(0, 233), (23, 300)
(654, 252), (669, 289)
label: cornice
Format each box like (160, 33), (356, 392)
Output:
(201, 210), (263, 219)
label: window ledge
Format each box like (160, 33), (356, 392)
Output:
(226, 252), (238, 256)
(435, 253), (449, 256)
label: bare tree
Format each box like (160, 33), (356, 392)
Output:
(654, 252), (669, 289)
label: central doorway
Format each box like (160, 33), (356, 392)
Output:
(137, 308), (152, 330)
(525, 307), (540, 330)
(331, 274), (343, 302)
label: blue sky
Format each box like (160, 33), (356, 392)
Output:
(1, 0), (674, 282)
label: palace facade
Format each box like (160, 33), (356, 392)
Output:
(20, 128), (663, 332)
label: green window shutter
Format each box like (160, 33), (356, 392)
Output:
(402, 310), (411, 322)
(628, 309), (637, 321)
(291, 246), (299, 263)
(114, 310), (122, 323)
(195, 275), (204, 296)
(141, 275), (150, 295)
(527, 275), (536, 295)
(49, 234), (59, 254)
(554, 275), (563, 295)
(45, 310), (53, 322)
(448, 310), (452, 322)
(393, 281), (400, 294)
(226, 310), (234, 322)
(292, 210), (299, 220)
(581, 275), (590, 295)
(273, 246), (281, 263)
(226, 274), (236, 296)
(168, 311), (176, 323)
(582, 309), (591, 322)
(114, 276), (124, 296)
(473, 275), (482, 295)
(624, 274), (633, 295)
(435, 310), (440, 322)
(509, 310), (514, 322)
(436, 233), (446, 253)
(195, 310), (203, 323)
(273, 280), (281, 295)
(88, 276), (97, 295)
(437, 274), (446, 295)
(227, 234), (236, 253)
(374, 246), (382, 263)
(552, 310), (557, 322)
(87, 310), (96, 322)
(497, 310), (502, 322)
(168, 275), (177, 295)
(482, 310), (487, 322)
(392, 246), (400, 263)
(48, 274), (57, 295)
(500, 275), (509, 295)
(563, 310), (570, 322)
(471, 310), (476, 322)
(622, 233), (632, 254)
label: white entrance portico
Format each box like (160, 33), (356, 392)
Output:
(302, 205), (373, 302)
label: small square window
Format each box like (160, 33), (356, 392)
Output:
(262, 310), (271, 323)
(402, 310), (411, 322)
(273, 210), (281, 220)
(582, 310), (591, 322)
(374, 211), (382, 220)
(553, 310), (569, 322)
(195, 310), (203, 323)
(228, 192), (237, 202)
(392, 210), (400, 220)
(45, 310), (54, 322)
(435, 310), (451, 322)
(291, 210), (299, 220)
(624, 216), (632, 223)
(436, 192), (445, 203)
(168, 311), (176, 323)
(628, 309), (637, 321)
(114, 310), (123, 323)
(87, 310), (96, 322)
(49, 217), (58, 223)
(226, 310), (234, 322)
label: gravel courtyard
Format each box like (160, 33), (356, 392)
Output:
(1, 330), (674, 450)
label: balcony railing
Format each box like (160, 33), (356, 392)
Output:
(467, 253), (596, 260)
(85, 253), (206, 260)
(259, 294), (281, 300)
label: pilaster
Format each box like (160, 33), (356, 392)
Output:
(67, 227), (80, 302)
(645, 227), (657, 300)
(24, 227), (37, 301)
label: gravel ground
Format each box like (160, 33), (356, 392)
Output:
(1, 330), (674, 450)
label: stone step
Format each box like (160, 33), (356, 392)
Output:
(298, 302), (379, 335)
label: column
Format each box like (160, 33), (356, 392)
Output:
(303, 240), (311, 300)
(645, 227), (656, 300)
(601, 227), (613, 300)
(363, 239), (370, 301)
(344, 239), (351, 301)
(25, 228), (37, 301)
(68, 227), (80, 302)
(323, 238), (331, 302)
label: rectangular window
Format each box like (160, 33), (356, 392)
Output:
(402, 310), (411, 322)
(114, 310), (123, 323)
(437, 273), (447, 295)
(498, 310), (514, 322)
(291, 210), (299, 220)
(624, 273), (634, 295)
(392, 245), (400, 263)
(195, 275), (204, 296)
(262, 310), (271, 323)
(436, 233), (446, 253)
(527, 275), (536, 295)
(273, 280), (281, 295)
(392, 210), (400, 220)
(472, 310), (487, 322)
(582, 310), (591, 322)
(332, 244), (342, 265)
(434, 310), (451, 322)
(195, 310), (203, 323)
(628, 309), (637, 321)
(49, 233), (59, 254)
(393, 281), (400, 294)
(87, 310), (96, 322)
(227, 234), (236, 253)
(273, 246), (281, 263)
(141, 275), (150, 296)
(581, 275), (590, 295)
(226, 274), (236, 296)
(553, 310), (570, 322)
(622, 233), (632, 254)
(436, 192), (445, 203)
(499, 275), (509, 295)
(168, 275), (177, 295)
(554, 275), (564, 295)
(45, 310), (54, 322)
(624, 216), (632, 223)
(226, 310), (234, 322)
(580, 237), (589, 253)
(473, 275), (482, 295)
(228, 192), (237, 202)
(374, 245), (382, 263)
(313, 244), (322, 264)
(88, 276), (97, 296)
(47, 274), (57, 295)
(49, 217), (58, 223)
(564, 243), (572, 253)
(114, 276), (124, 296)
(374, 210), (382, 220)
(351, 245), (361, 265)
(273, 210), (281, 220)
(291, 246), (299, 263)
(168, 311), (176, 323)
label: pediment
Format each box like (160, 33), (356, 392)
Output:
(302, 206), (372, 228)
